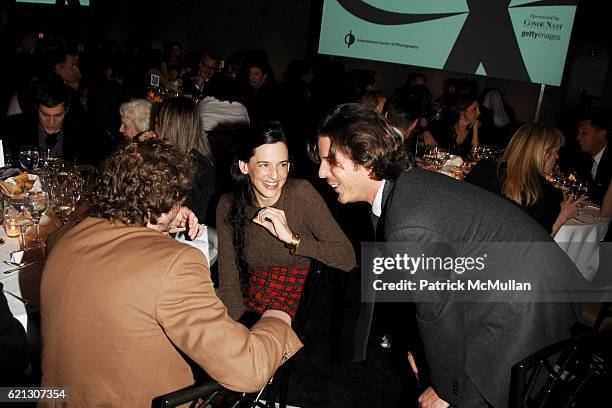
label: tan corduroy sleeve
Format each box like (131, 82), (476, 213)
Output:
(156, 245), (302, 392)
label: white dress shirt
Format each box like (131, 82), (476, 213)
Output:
(372, 179), (386, 217)
(592, 145), (606, 180)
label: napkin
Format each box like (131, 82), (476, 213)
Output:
(5, 174), (42, 193)
(10, 246), (45, 264)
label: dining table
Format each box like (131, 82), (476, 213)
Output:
(1, 212), (218, 336)
(554, 203), (610, 282)
(0, 214), (60, 334)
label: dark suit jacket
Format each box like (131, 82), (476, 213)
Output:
(0, 111), (115, 167)
(586, 144), (612, 205)
(378, 169), (583, 407)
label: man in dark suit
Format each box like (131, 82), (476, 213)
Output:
(1, 79), (111, 166)
(577, 110), (611, 205)
(315, 104), (583, 407)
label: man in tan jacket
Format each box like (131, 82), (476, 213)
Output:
(40, 140), (302, 407)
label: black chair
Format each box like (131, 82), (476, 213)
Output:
(152, 381), (227, 408)
(593, 302), (612, 332)
(509, 331), (612, 408)
(152, 259), (325, 408)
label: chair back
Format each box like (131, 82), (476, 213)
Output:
(291, 259), (324, 336)
(509, 331), (612, 408)
(152, 381), (225, 408)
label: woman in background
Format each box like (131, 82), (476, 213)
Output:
(358, 90), (387, 113)
(119, 99), (152, 140)
(428, 93), (481, 157)
(155, 97), (216, 223)
(466, 122), (584, 236)
(216, 122), (355, 320)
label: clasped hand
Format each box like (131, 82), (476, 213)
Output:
(252, 207), (294, 244)
(168, 207), (204, 240)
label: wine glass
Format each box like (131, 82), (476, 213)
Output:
(19, 145), (40, 172)
(26, 191), (49, 245)
(422, 145), (439, 167)
(435, 150), (450, 171)
(54, 187), (76, 224)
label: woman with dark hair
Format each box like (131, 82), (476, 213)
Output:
(216, 122), (355, 320)
(155, 96), (216, 224)
(428, 93), (481, 157)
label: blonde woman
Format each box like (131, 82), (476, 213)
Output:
(466, 122), (585, 236)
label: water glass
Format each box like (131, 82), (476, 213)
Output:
(53, 187), (76, 224)
(26, 191), (49, 245)
(19, 146), (40, 172)
(2, 195), (32, 247)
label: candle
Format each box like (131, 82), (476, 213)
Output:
(3, 216), (21, 238)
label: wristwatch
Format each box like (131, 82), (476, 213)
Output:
(285, 233), (301, 255)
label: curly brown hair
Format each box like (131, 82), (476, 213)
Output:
(314, 103), (413, 180)
(88, 139), (193, 226)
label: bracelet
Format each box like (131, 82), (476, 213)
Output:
(284, 233), (301, 255)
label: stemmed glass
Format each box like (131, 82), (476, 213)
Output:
(53, 186), (76, 224)
(26, 191), (49, 245)
(422, 145), (439, 167)
(19, 146), (40, 172)
(434, 150), (450, 171)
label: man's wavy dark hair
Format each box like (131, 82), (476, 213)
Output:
(88, 139), (192, 226)
(315, 103), (413, 180)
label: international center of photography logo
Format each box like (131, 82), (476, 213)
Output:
(344, 30), (355, 48)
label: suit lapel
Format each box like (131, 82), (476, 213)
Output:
(375, 179), (396, 241)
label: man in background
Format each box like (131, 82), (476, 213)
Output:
(576, 110), (611, 205)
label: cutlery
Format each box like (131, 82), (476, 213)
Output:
(3, 259), (44, 268)
(2, 290), (29, 305)
(3, 259), (44, 274)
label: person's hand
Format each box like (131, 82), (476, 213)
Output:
(137, 130), (157, 141)
(192, 73), (205, 88)
(472, 119), (481, 132)
(419, 162), (439, 172)
(560, 194), (588, 223)
(169, 207), (204, 240)
(252, 207), (294, 244)
(418, 387), (449, 408)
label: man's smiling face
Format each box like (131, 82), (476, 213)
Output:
(317, 135), (376, 204)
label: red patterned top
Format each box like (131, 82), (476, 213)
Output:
(244, 264), (309, 318)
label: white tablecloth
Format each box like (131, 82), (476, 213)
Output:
(0, 228), (32, 331)
(554, 204), (610, 281)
